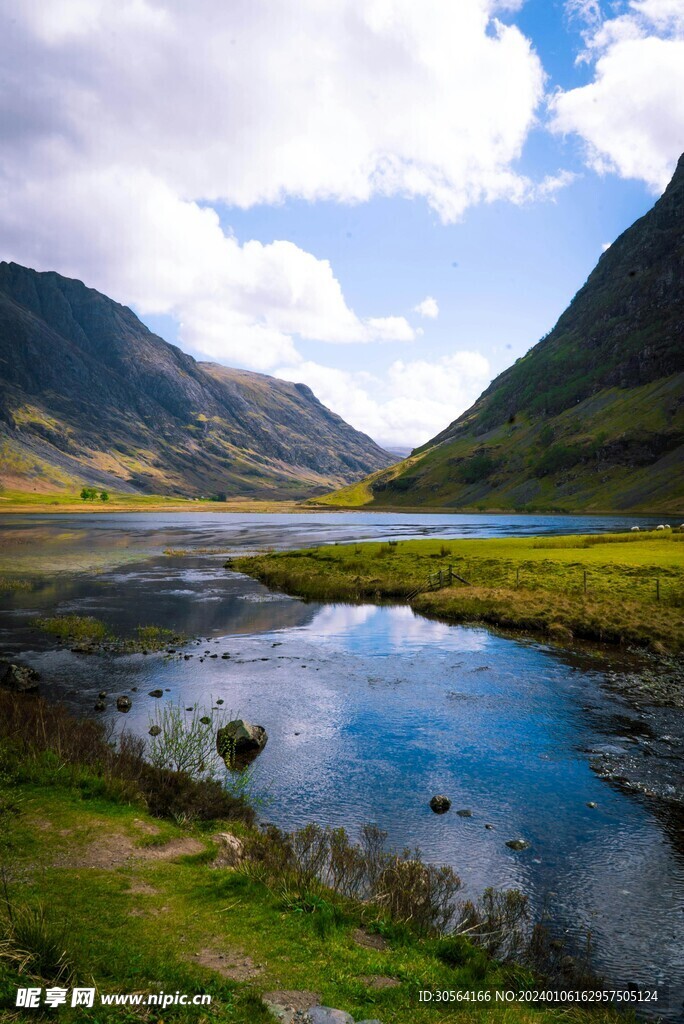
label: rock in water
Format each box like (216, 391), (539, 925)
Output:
(148, 689), (163, 698)
(429, 795), (451, 814)
(148, 725), (162, 736)
(0, 661), (40, 693)
(506, 838), (530, 851)
(217, 719), (268, 764)
(116, 695), (132, 712)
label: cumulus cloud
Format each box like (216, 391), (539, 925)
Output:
(414, 296), (439, 319)
(0, 0), (554, 381)
(276, 352), (491, 449)
(552, 1), (684, 190)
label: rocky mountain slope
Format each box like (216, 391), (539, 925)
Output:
(323, 154), (684, 513)
(0, 262), (393, 498)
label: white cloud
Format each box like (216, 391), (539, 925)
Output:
(0, 0), (551, 373)
(276, 352), (491, 449)
(551, 1), (684, 190)
(414, 296), (439, 319)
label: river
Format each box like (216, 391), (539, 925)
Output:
(1, 511), (682, 1019)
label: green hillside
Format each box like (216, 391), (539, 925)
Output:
(317, 155), (684, 514)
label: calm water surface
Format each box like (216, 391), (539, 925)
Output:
(1, 512), (682, 1019)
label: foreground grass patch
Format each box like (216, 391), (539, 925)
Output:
(233, 531), (684, 657)
(0, 695), (630, 1023)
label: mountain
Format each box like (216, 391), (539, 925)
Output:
(0, 262), (393, 498)
(322, 154), (684, 513)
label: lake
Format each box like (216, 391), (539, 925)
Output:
(1, 511), (682, 1019)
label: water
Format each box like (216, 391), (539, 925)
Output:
(1, 512), (682, 1018)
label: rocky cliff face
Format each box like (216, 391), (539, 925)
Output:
(0, 263), (393, 497)
(328, 156), (684, 513)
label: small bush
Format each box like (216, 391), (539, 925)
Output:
(242, 822), (461, 937)
(457, 454), (497, 484)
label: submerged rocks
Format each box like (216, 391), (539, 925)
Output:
(217, 719), (268, 765)
(148, 689), (164, 698)
(116, 695), (132, 712)
(0, 661), (40, 693)
(456, 808), (472, 817)
(149, 725), (162, 737)
(429, 795), (451, 814)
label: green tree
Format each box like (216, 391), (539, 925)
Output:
(99, 491), (109, 502)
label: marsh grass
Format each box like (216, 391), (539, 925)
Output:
(35, 615), (184, 652)
(235, 531), (684, 653)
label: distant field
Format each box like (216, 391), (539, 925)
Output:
(0, 489), (309, 514)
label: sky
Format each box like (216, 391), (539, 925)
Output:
(1, 0), (683, 451)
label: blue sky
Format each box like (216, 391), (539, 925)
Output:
(0, 1), (682, 449)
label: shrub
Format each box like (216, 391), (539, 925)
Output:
(242, 822), (462, 937)
(457, 454), (497, 485)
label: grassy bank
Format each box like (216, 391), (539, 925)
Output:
(0, 489), (311, 515)
(0, 693), (629, 1024)
(234, 531), (684, 658)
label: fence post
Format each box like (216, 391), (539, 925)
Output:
(656, 578), (660, 602)
(583, 570), (587, 594)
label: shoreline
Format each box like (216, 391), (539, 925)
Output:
(1, 491), (682, 517)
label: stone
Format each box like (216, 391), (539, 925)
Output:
(199, 716), (211, 725)
(116, 695), (132, 712)
(506, 838), (530, 851)
(586, 801), (597, 808)
(429, 795), (451, 814)
(456, 808), (472, 817)
(262, 991), (320, 1023)
(213, 832), (244, 867)
(484, 823), (494, 830)
(307, 1009), (354, 1024)
(217, 719), (268, 763)
(94, 700), (105, 712)
(149, 689), (164, 698)
(0, 661), (39, 693)
(98, 690), (107, 698)
(149, 725), (162, 737)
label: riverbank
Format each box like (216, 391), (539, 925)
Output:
(233, 531), (684, 689)
(0, 691), (629, 1024)
(0, 489), (312, 515)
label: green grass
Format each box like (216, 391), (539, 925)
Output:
(0, 739), (628, 1023)
(34, 616), (184, 653)
(234, 531), (684, 657)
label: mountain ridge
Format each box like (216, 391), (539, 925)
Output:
(318, 155), (684, 513)
(0, 262), (393, 498)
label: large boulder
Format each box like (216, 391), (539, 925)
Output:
(217, 719), (268, 765)
(429, 794), (451, 814)
(0, 661), (39, 693)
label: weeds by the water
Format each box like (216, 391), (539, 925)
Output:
(35, 615), (184, 653)
(0, 691), (254, 826)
